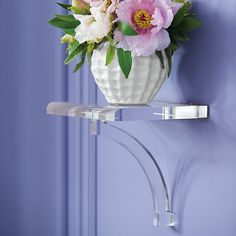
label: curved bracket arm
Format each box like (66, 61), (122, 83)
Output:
(90, 121), (177, 227)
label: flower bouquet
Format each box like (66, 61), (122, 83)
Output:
(49, 0), (201, 105)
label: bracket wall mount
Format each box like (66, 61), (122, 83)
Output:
(47, 101), (208, 227)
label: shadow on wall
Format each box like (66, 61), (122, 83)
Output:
(148, 0), (236, 233)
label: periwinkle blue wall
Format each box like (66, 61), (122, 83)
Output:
(0, 1), (68, 236)
(1, 0), (236, 236)
(97, 0), (236, 236)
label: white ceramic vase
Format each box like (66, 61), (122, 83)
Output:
(91, 45), (169, 105)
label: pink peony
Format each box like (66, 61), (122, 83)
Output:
(115, 0), (183, 56)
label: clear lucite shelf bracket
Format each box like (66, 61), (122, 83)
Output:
(47, 101), (208, 227)
(91, 121), (177, 227)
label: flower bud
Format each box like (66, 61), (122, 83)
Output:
(61, 34), (75, 44)
(72, 0), (87, 8)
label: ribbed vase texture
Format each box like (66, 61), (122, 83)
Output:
(91, 46), (169, 105)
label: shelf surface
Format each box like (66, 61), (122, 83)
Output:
(47, 101), (208, 121)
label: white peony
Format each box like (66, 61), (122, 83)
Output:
(101, 0), (119, 13)
(73, 7), (113, 43)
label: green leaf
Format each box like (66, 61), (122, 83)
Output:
(171, 5), (185, 27)
(117, 48), (132, 79)
(55, 14), (76, 22)
(87, 42), (95, 54)
(73, 51), (86, 73)
(155, 51), (165, 69)
(65, 43), (86, 64)
(179, 16), (202, 32)
(67, 41), (80, 54)
(170, 30), (189, 41)
(105, 44), (115, 66)
(164, 47), (173, 77)
(117, 21), (138, 36)
(169, 38), (179, 52)
(174, 0), (186, 3)
(175, 0), (191, 10)
(87, 42), (95, 64)
(48, 16), (80, 29)
(106, 35), (116, 47)
(174, 0), (192, 16)
(183, 2), (192, 13)
(63, 28), (76, 36)
(171, 2), (193, 28)
(56, 2), (72, 10)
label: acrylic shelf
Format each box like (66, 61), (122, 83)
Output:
(47, 101), (208, 121)
(47, 101), (208, 227)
